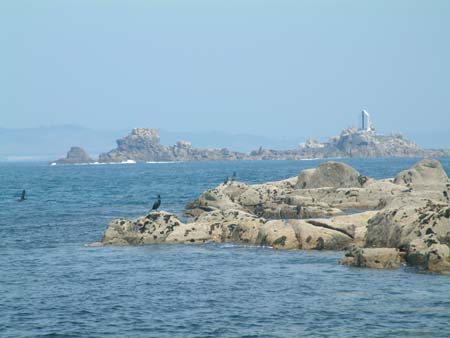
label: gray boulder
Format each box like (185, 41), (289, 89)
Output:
(295, 162), (367, 189)
(394, 159), (450, 192)
(340, 245), (402, 269)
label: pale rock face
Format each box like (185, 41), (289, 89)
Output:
(365, 199), (450, 248)
(300, 138), (325, 149)
(295, 162), (367, 189)
(394, 159), (450, 192)
(407, 237), (450, 274)
(165, 222), (214, 244)
(306, 211), (377, 247)
(255, 220), (299, 249)
(192, 209), (264, 244)
(288, 220), (353, 250)
(340, 246), (402, 269)
(101, 211), (184, 245)
(184, 183), (247, 218)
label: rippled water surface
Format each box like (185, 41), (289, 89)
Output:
(1, 158), (450, 338)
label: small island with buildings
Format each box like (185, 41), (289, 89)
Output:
(53, 110), (450, 164)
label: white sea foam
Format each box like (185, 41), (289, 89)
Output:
(145, 161), (183, 164)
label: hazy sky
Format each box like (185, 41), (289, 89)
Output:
(1, 0), (449, 139)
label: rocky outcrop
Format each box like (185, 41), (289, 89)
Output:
(99, 128), (174, 162)
(98, 128), (247, 163)
(295, 161), (367, 189)
(331, 128), (425, 158)
(394, 159), (450, 191)
(95, 159), (450, 274)
(249, 128), (450, 160)
(53, 125), (450, 164)
(53, 146), (94, 164)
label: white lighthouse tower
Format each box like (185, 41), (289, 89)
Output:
(360, 109), (371, 131)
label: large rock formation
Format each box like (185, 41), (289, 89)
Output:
(94, 158), (450, 274)
(53, 146), (94, 164)
(98, 128), (247, 163)
(99, 128), (174, 162)
(53, 125), (450, 164)
(250, 128), (450, 160)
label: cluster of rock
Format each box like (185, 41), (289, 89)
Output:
(53, 127), (450, 164)
(92, 159), (450, 274)
(251, 128), (450, 160)
(54, 128), (246, 164)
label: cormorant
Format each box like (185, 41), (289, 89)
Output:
(231, 171), (237, 181)
(152, 194), (161, 211)
(18, 190), (26, 202)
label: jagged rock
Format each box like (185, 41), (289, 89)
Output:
(340, 245), (402, 269)
(53, 146), (94, 164)
(99, 128), (174, 162)
(98, 128), (247, 163)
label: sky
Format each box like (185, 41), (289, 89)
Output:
(1, 0), (450, 141)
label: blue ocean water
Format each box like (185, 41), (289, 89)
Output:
(1, 158), (450, 338)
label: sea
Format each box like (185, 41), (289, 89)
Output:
(1, 158), (450, 338)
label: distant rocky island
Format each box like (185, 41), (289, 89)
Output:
(53, 146), (94, 165)
(53, 116), (450, 164)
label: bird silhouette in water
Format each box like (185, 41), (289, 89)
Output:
(152, 194), (161, 211)
(18, 190), (26, 202)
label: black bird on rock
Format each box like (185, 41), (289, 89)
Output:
(18, 190), (26, 202)
(151, 194), (161, 211)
